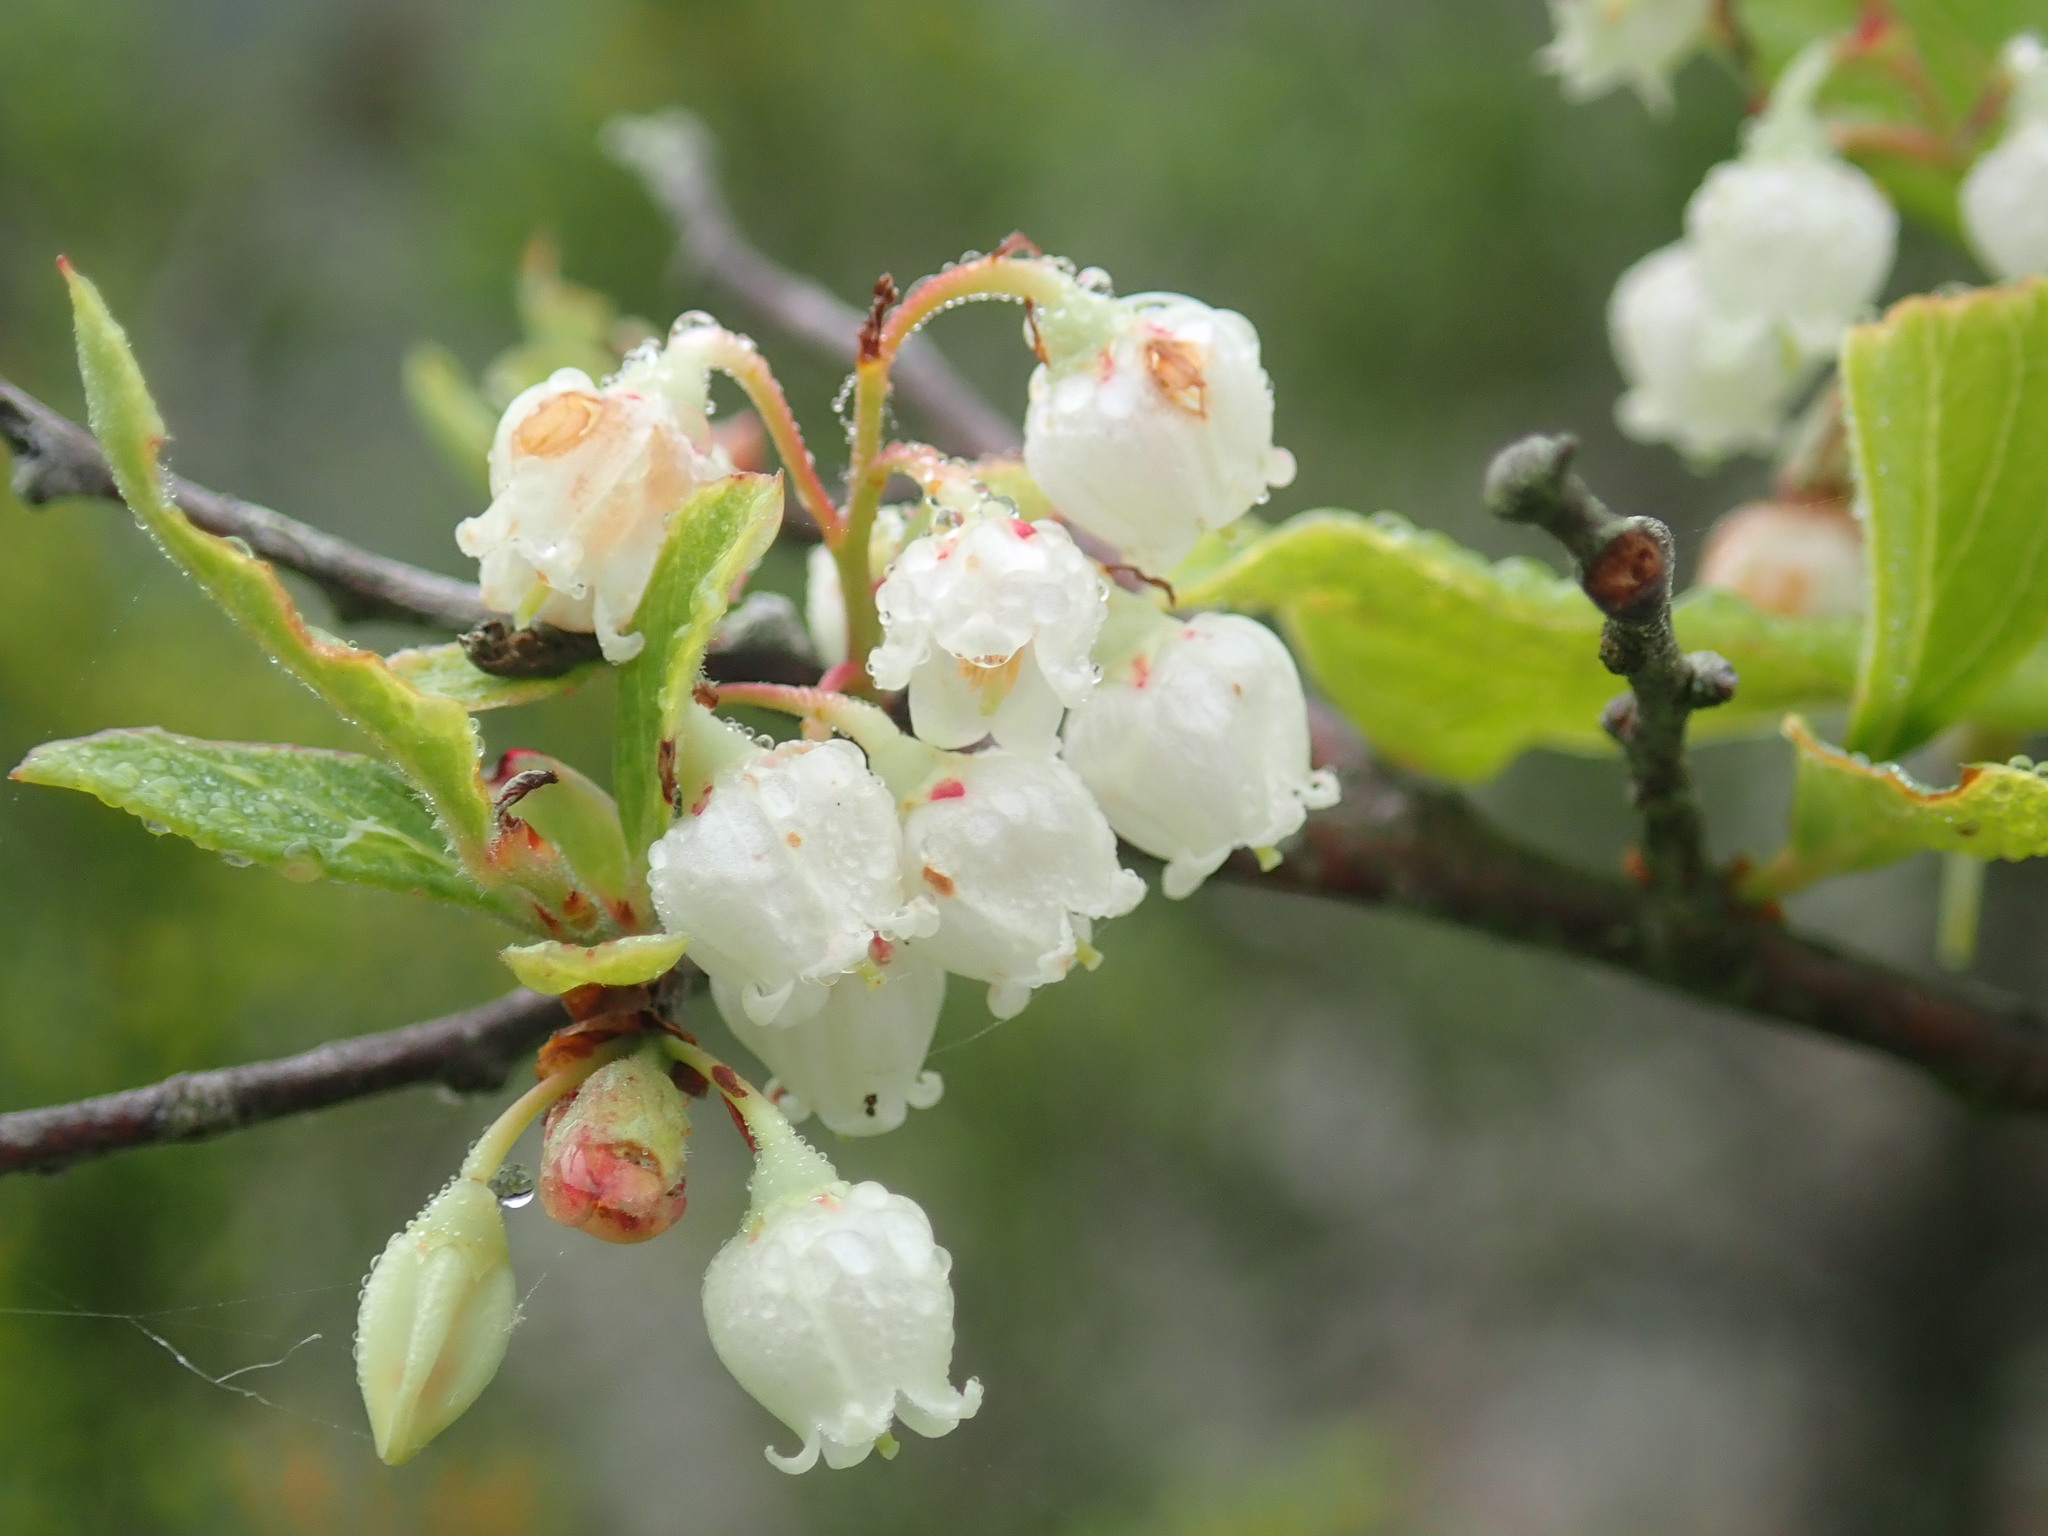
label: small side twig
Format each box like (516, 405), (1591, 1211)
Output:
(0, 989), (567, 1175)
(602, 110), (1023, 459)
(1487, 435), (1736, 922)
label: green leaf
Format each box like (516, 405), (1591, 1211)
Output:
(385, 642), (600, 711)
(1744, 715), (2048, 897)
(494, 750), (648, 931)
(614, 472), (783, 859)
(1178, 510), (1861, 781)
(401, 342), (495, 491)
(64, 263), (499, 871)
(1842, 280), (2048, 760)
(10, 728), (509, 915)
(498, 933), (688, 994)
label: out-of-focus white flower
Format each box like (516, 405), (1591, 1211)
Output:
(1540, 0), (1713, 113)
(1609, 243), (1808, 462)
(648, 738), (936, 1027)
(1024, 288), (1294, 576)
(869, 513), (1107, 757)
(1963, 35), (2048, 279)
(703, 1109), (979, 1472)
(456, 332), (730, 662)
(714, 943), (946, 1138)
(1683, 46), (1895, 358)
(538, 1047), (691, 1243)
(1696, 498), (1865, 618)
(899, 751), (1145, 1019)
(355, 1176), (517, 1465)
(1063, 612), (1339, 898)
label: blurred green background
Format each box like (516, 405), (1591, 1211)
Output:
(7, 2), (2048, 1533)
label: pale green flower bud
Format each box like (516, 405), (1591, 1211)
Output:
(354, 1175), (517, 1465)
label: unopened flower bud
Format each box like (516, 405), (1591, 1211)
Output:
(1609, 243), (1806, 462)
(1963, 36), (2048, 279)
(1063, 612), (1339, 897)
(869, 512), (1107, 757)
(1024, 288), (1293, 576)
(648, 738), (936, 1026)
(900, 750), (1145, 1018)
(539, 1047), (691, 1242)
(714, 943), (946, 1138)
(455, 329), (731, 662)
(1540, 0), (1712, 112)
(703, 1107), (980, 1472)
(355, 1176), (517, 1465)
(1696, 498), (1864, 618)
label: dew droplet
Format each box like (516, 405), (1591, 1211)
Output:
(490, 1162), (536, 1209)
(218, 851), (254, 868)
(142, 820), (170, 836)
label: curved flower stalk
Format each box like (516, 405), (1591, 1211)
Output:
(1963, 35), (2048, 280)
(869, 507), (1108, 757)
(1540, 0), (1713, 113)
(1023, 283), (1294, 576)
(647, 718), (937, 1026)
(669, 1038), (980, 1473)
(712, 942), (947, 1137)
(1063, 606), (1339, 897)
(456, 330), (734, 662)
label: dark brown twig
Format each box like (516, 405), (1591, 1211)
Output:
(0, 990), (567, 1175)
(602, 110), (1023, 458)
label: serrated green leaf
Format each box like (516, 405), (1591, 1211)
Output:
(64, 263), (500, 872)
(498, 933), (688, 994)
(401, 342), (495, 491)
(1178, 510), (1860, 781)
(1843, 279), (2048, 760)
(10, 728), (510, 915)
(1744, 714), (2048, 897)
(614, 472), (783, 859)
(385, 642), (599, 711)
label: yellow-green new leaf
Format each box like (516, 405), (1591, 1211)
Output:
(499, 933), (688, 994)
(64, 264), (499, 869)
(1843, 280), (2048, 761)
(614, 472), (783, 859)
(1179, 510), (1859, 781)
(1745, 715), (2048, 899)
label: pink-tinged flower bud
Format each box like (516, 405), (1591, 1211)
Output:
(1063, 612), (1339, 897)
(869, 513), (1106, 757)
(900, 751), (1144, 1019)
(1024, 288), (1293, 576)
(713, 943), (946, 1138)
(1963, 37), (2048, 280)
(705, 1169), (980, 1472)
(648, 738), (937, 1027)
(539, 1048), (691, 1243)
(1540, 0), (1711, 114)
(1696, 499), (1864, 619)
(455, 331), (731, 662)
(354, 1177), (517, 1465)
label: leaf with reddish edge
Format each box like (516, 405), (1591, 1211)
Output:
(613, 472), (783, 863)
(499, 934), (689, 994)
(1744, 715), (2048, 899)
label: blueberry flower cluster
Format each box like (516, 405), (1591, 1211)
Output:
(355, 246), (1340, 1474)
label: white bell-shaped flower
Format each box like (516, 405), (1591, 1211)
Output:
(1696, 498), (1865, 618)
(455, 332), (730, 662)
(714, 943), (946, 1138)
(1963, 36), (2048, 279)
(355, 1176), (517, 1465)
(1024, 288), (1294, 576)
(1063, 612), (1340, 898)
(868, 512), (1107, 758)
(900, 751), (1145, 1019)
(703, 1109), (979, 1473)
(1540, 0), (1712, 112)
(648, 738), (936, 1027)
(1609, 242), (1808, 462)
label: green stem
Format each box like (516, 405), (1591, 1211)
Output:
(708, 682), (940, 795)
(1937, 853), (1988, 973)
(660, 1035), (839, 1214)
(690, 327), (842, 540)
(459, 1036), (634, 1182)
